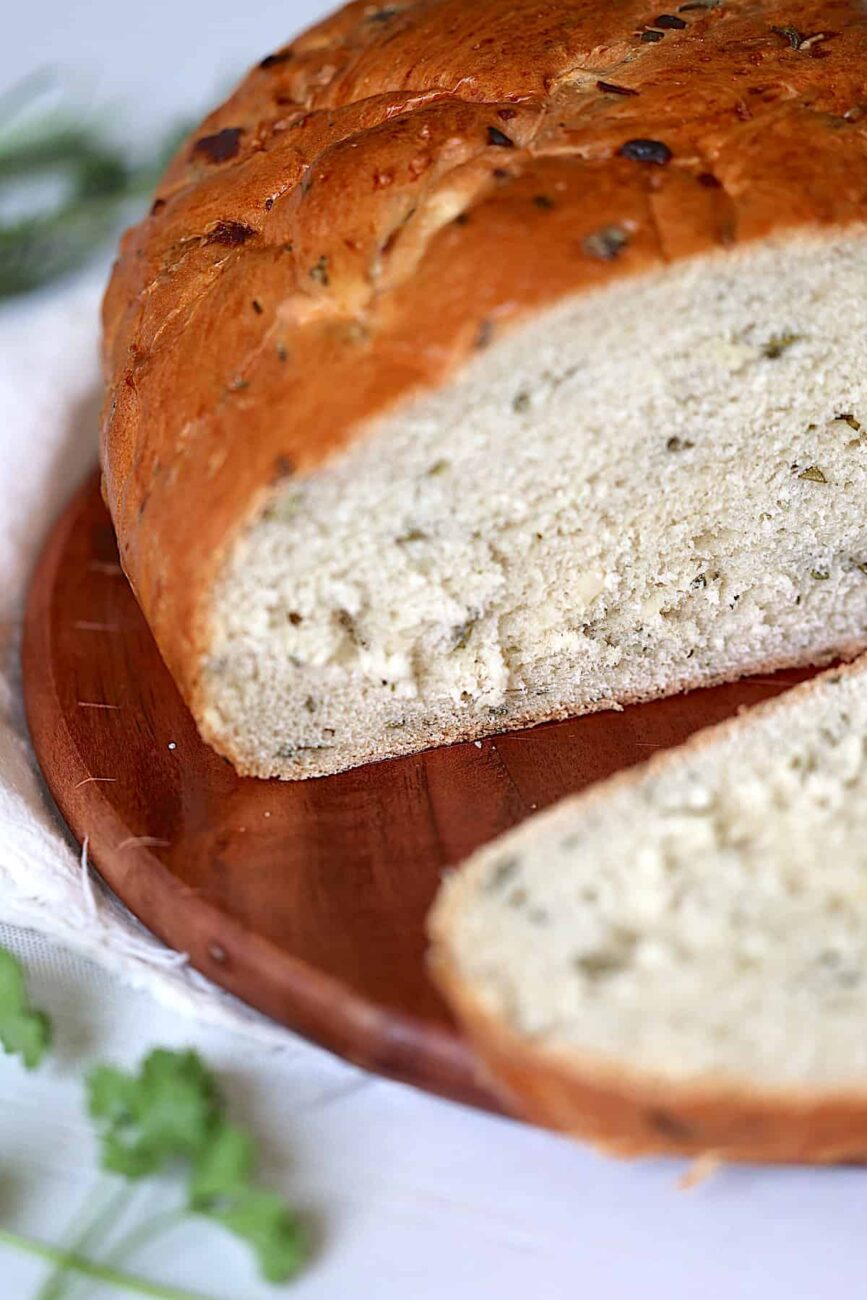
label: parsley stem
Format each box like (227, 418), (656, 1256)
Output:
(102, 1207), (188, 1271)
(0, 1226), (216, 1300)
(37, 1179), (136, 1300)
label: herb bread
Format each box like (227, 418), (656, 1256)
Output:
(101, 0), (867, 778)
(429, 657), (867, 1164)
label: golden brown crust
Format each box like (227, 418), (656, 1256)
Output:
(428, 654), (867, 1163)
(101, 0), (867, 715)
(435, 963), (867, 1162)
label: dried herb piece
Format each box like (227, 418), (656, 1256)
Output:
(772, 24), (803, 49)
(574, 950), (629, 980)
(192, 127), (243, 164)
(582, 224), (629, 260)
(251, 299), (263, 315)
(533, 193), (555, 210)
(451, 617), (478, 651)
(208, 220), (255, 247)
(666, 435), (695, 452)
(485, 857), (520, 892)
(368, 6), (400, 20)
(486, 125), (515, 148)
(811, 568), (830, 581)
(618, 138), (672, 164)
(836, 412), (861, 430)
(654, 13), (687, 27)
(335, 609), (365, 646)
(426, 458), (450, 476)
(513, 391), (531, 413)
(762, 331), (800, 358)
(396, 527), (428, 544)
(475, 318), (494, 349)
(309, 254), (330, 285)
(597, 80), (639, 96)
(273, 454), (294, 479)
(798, 465), (827, 483)
(287, 611), (303, 626)
(647, 1109), (695, 1140)
(259, 50), (292, 69)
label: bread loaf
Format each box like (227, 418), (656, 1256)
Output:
(429, 657), (867, 1164)
(101, 0), (867, 778)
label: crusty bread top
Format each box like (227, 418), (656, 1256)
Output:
(100, 0), (867, 707)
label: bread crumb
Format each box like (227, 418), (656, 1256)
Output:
(678, 1153), (722, 1191)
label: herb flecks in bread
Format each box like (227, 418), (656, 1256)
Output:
(101, 0), (867, 778)
(430, 659), (867, 1164)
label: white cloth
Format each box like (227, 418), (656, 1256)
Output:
(0, 277), (298, 1039)
(1, 4), (866, 1296)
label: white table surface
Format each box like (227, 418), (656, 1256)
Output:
(3, 3), (867, 1297)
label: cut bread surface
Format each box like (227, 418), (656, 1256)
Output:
(428, 659), (867, 1158)
(202, 231), (867, 777)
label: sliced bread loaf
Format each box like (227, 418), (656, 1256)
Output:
(101, 0), (867, 778)
(429, 658), (867, 1163)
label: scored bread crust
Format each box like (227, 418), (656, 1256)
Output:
(428, 655), (867, 1163)
(100, 0), (867, 735)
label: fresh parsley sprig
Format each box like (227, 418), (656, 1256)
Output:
(0, 946), (51, 1068)
(0, 78), (187, 298)
(0, 946), (305, 1297)
(88, 1050), (305, 1284)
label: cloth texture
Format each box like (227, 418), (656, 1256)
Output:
(0, 274), (302, 1041)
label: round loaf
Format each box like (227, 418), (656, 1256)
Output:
(101, 0), (867, 774)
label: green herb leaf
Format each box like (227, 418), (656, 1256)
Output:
(87, 1049), (220, 1178)
(188, 1123), (255, 1200)
(193, 1184), (304, 1284)
(189, 1124), (304, 1281)
(0, 947), (51, 1069)
(87, 1049), (305, 1281)
(0, 945), (307, 1291)
(0, 92), (190, 299)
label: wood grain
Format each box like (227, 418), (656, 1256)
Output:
(22, 473), (818, 1109)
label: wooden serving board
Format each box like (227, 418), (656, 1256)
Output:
(23, 472), (816, 1111)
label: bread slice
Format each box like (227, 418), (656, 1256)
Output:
(100, 0), (867, 779)
(205, 236), (867, 777)
(429, 658), (867, 1164)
